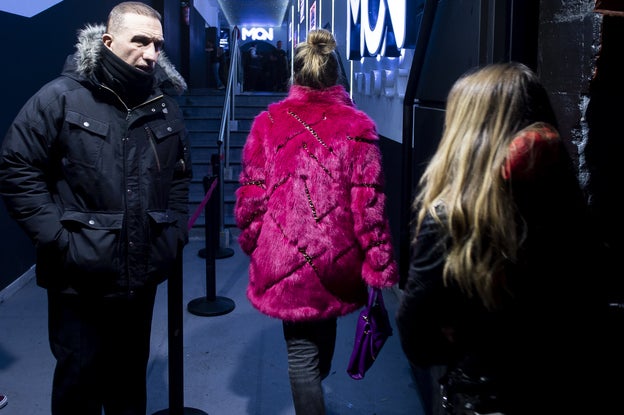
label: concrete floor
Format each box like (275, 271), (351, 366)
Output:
(0, 233), (425, 415)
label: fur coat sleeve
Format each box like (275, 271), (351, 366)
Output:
(349, 121), (398, 288)
(234, 111), (270, 255)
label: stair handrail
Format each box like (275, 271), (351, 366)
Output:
(219, 27), (241, 171)
(214, 27), (241, 239)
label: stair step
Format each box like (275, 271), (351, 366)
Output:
(189, 185), (239, 204)
(182, 106), (224, 118)
(183, 89), (286, 234)
(191, 148), (242, 165)
(187, 131), (249, 147)
(177, 93), (226, 106)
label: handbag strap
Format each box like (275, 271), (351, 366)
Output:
(368, 287), (386, 310)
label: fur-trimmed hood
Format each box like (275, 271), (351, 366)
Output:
(65, 23), (187, 95)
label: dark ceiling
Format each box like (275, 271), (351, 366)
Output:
(216, 0), (289, 27)
(0, 0), (289, 27)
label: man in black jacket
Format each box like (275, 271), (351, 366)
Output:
(0, 2), (192, 414)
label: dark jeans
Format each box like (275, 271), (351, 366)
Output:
(48, 287), (157, 415)
(282, 318), (337, 415)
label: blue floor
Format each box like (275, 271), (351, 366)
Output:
(0, 232), (425, 414)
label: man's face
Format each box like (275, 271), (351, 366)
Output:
(103, 13), (164, 73)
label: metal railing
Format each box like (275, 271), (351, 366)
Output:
(215, 27), (241, 246)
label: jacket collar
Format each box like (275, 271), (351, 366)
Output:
(65, 23), (187, 95)
(287, 85), (354, 107)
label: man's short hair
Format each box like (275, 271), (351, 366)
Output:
(106, 1), (161, 33)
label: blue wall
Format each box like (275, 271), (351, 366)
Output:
(0, 0), (151, 290)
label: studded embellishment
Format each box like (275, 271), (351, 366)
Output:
(353, 182), (381, 190)
(269, 211), (289, 238)
(272, 174), (290, 191)
(241, 179), (265, 188)
(367, 239), (386, 250)
(335, 242), (358, 262)
(302, 143), (332, 177)
(298, 247), (319, 272)
(288, 110), (333, 153)
(347, 135), (376, 144)
(302, 179), (319, 222)
(244, 209), (262, 226)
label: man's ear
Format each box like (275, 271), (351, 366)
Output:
(102, 33), (113, 47)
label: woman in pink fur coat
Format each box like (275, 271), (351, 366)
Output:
(234, 29), (398, 414)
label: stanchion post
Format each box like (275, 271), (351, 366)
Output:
(198, 154), (234, 259)
(204, 175), (218, 301)
(188, 175), (235, 317)
(152, 244), (208, 415)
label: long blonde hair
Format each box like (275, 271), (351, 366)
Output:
(413, 62), (558, 309)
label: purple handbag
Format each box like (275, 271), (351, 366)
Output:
(347, 287), (393, 379)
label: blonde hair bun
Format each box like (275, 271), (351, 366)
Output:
(306, 29), (336, 55)
(293, 29), (339, 89)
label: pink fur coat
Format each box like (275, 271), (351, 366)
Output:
(234, 85), (398, 322)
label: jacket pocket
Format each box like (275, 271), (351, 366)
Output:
(60, 210), (123, 281)
(146, 209), (179, 278)
(149, 118), (185, 140)
(63, 111), (109, 168)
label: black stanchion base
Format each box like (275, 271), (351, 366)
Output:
(187, 296), (235, 317)
(153, 407), (208, 415)
(197, 247), (235, 259)
(216, 247), (235, 258)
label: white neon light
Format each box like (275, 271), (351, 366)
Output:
(347, 0), (360, 23)
(347, 0), (408, 59)
(387, 1), (406, 48)
(331, 0), (335, 34)
(362, 0), (386, 56)
(241, 27), (274, 41)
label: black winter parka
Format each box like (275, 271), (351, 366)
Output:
(0, 24), (192, 296)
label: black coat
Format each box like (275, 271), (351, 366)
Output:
(395, 129), (608, 414)
(0, 24), (192, 296)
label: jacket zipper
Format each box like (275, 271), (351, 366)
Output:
(145, 127), (161, 172)
(99, 84), (164, 119)
(99, 83), (164, 171)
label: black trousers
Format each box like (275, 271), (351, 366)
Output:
(47, 287), (157, 415)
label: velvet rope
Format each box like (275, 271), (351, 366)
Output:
(187, 177), (218, 230)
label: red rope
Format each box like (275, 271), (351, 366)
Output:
(187, 177), (218, 230)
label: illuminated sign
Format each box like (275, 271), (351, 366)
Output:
(241, 27), (275, 41)
(310, 1), (316, 30)
(347, 0), (421, 60)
